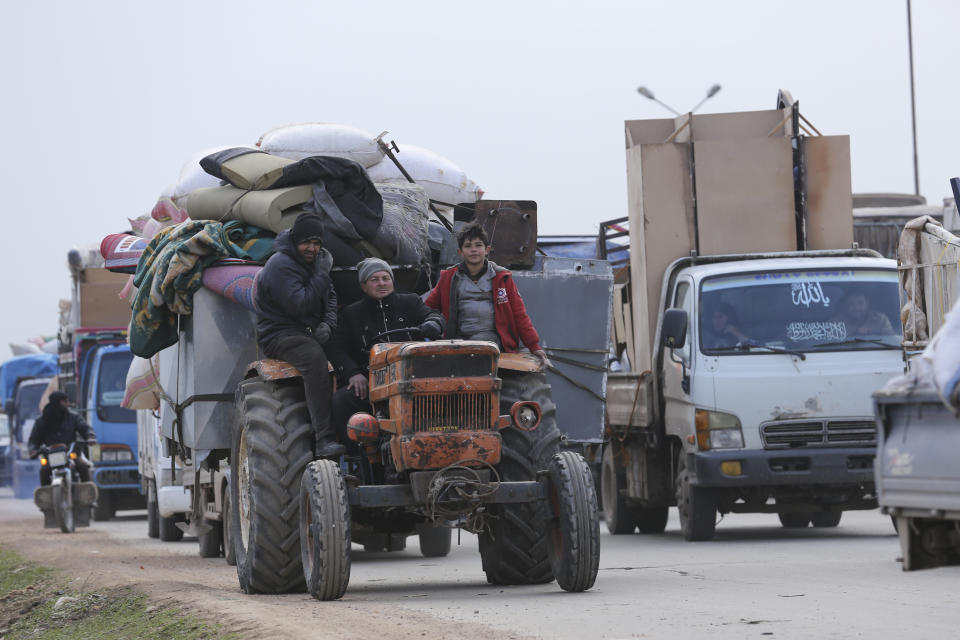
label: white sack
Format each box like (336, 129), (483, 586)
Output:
(366, 143), (482, 206)
(256, 123), (383, 167)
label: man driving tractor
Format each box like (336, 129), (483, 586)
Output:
(326, 257), (445, 451)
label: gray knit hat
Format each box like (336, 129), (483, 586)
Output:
(358, 257), (393, 284)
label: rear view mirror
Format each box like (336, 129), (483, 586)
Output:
(662, 309), (688, 349)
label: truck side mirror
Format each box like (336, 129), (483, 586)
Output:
(5, 400), (15, 416)
(662, 309), (688, 349)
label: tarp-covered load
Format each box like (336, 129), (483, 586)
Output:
(897, 216), (960, 345)
(0, 353), (58, 405)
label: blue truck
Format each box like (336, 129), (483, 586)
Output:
(1, 353), (59, 498)
(58, 256), (143, 519)
(61, 329), (144, 519)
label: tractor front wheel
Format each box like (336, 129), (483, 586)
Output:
(546, 451), (600, 592)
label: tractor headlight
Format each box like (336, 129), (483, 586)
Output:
(510, 402), (542, 431)
(695, 409), (744, 451)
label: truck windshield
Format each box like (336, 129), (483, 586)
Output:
(97, 352), (136, 423)
(0, 414), (8, 439)
(699, 268), (901, 354)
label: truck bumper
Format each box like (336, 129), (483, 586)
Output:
(93, 464), (141, 490)
(158, 485), (191, 518)
(691, 447), (876, 489)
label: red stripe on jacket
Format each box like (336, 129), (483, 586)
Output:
(425, 266), (541, 353)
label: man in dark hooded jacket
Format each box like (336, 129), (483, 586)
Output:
(255, 213), (344, 458)
(28, 391), (95, 485)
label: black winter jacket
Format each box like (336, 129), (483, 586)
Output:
(28, 410), (94, 450)
(326, 292), (444, 381)
(255, 230), (338, 346)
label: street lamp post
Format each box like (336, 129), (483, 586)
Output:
(906, 0), (920, 196)
(636, 84), (722, 116)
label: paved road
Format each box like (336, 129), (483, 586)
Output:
(3, 490), (958, 639)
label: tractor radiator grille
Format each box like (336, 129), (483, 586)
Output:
(760, 419), (877, 449)
(412, 392), (492, 432)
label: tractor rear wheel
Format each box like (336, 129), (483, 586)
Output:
(300, 460), (351, 601)
(231, 377), (313, 594)
(479, 372), (560, 585)
(546, 451), (600, 592)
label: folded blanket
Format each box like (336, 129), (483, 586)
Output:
(129, 220), (274, 358)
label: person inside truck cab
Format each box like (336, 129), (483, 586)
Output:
(424, 223), (549, 367)
(702, 302), (749, 348)
(834, 291), (894, 337)
(27, 391), (95, 485)
(326, 258), (445, 451)
(255, 213), (344, 459)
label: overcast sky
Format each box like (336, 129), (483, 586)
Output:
(1, 0), (957, 359)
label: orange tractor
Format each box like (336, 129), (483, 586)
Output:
(230, 329), (600, 600)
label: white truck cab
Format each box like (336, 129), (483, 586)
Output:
(657, 253), (902, 537)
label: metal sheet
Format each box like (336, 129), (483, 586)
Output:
(804, 136), (853, 250)
(159, 288), (258, 458)
(511, 256), (612, 444)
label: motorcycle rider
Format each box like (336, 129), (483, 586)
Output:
(28, 391), (95, 485)
(325, 257), (445, 450)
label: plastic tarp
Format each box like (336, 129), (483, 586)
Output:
(0, 354), (58, 405)
(898, 217), (960, 343)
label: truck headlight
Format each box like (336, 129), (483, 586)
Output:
(98, 445), (134, 462)
(695, 409), (744, 451)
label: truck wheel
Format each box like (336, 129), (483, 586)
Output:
(198, 517), (223, 558)
(299, 460), (351, 601)
(146, 480), (159, 539)
(546, 451), (600, 592)
(92, 491), (115, 521)
(232, 378), (313, 594)
(53, 479), (75, 534)
(479, 372), (561, 585)
(675, 455), (716, 541)
(223, 485), (236, 566)
(777, 512), (811, 528)
(601, 444), (639, 534)
(159, 514), (184, 542)
(417, 523), (452, 558)
(811, 511), (842, 528)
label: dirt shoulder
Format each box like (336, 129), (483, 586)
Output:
(0, 497), (525, 640)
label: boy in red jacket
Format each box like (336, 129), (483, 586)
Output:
(425, 223), (549, 366)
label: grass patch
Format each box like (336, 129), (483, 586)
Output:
(0, 548), (238, 640)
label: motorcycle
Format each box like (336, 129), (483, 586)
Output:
(33, 439), (98, 533)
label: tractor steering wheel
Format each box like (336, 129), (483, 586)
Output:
(368, 327), (424, 346)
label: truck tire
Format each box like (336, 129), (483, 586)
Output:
(146, 480), (159, 539)
(417, 523), (452, 558)
(479, 372), (560, 585)
(92, 491), (115, 521)
(158, 513), (184, 542)
(777, 512), (811, 528)
(675, 455), (716, 541)
(198, 517), (223, 558)
(232, 378), (313, 594)
(811, 511), (842, 528)
(546, 451), (600, 592)
(222, 484), (236, 566)
(299, 460), (351, 601)
(601, 444), (639, 534)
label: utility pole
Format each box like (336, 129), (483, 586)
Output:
(907, 0), (920, 196)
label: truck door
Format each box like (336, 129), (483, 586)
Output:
(662, 278), (695, 437)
